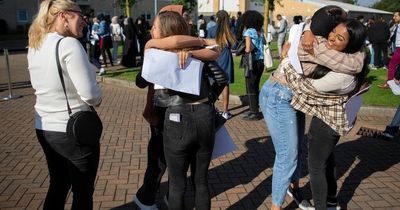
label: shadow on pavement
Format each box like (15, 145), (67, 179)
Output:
(335, 136), (400, 209)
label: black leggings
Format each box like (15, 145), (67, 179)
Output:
(136, 106), (167, 205)
(100, 36), (113, 66)
(308, 117), (340, 210)
(245, 59), (264, 113)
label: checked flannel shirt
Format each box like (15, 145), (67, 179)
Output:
(281, 58), (350, 135)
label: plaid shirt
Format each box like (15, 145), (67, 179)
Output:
(298, 36), (365, 76)
(281, 58), (350, 135)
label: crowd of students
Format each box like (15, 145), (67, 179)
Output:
(78, 10), (150, 75)
(27, 0), (391, 210)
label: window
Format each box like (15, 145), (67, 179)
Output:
(17, 10), (28, 23)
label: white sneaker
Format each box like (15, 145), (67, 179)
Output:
(98, 68), (106, 76)
(133, 195), (159, 210)
(222, 112), (232, 120)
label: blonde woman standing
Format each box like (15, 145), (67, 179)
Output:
(27, 0), (102, 209)
(110, 16), (122, 64)
(207, 10), (236, 119)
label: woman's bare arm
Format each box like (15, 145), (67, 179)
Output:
(245, 36), (252, 53)
(145, 35), (205, 50)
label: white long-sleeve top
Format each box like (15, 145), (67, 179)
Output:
(28, 32), (102, 132)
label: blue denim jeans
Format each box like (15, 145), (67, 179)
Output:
(259, 79), (305, 206)
(385, 105), (400, 135)
(163, 103), (215, 210)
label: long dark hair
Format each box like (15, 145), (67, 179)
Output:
(215, 10), (236, 49)
(239, 10), (263, 34)
(310, 5), (347, 38)
(342, 19), (367, 53)
(311, 19), (369, 96)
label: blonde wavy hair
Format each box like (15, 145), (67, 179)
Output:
(28, 0), (77, 49)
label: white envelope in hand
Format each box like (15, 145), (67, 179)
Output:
(141, 48), (203, 95)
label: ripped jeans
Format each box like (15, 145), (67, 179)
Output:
(259, 79), (305, 206)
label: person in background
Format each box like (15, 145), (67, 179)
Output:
(366, 17), (375, 69)
(276, 14), (288, 58)
(230, 15), (237, 37)
(236, 11), (243, 41)
(197, 14), (205, 32)
(110, 16), (123, 64)
(207, 10), (236, 120)
(199, 20), (207, 38)
(136, 16), (149, 63)
(207, 15), (217, 32)
(368, 16), (390, 71)
(239, 10), (265, 121)
(78, 15), (90, 52)
(27, 0), (102, 209)
(90, 16), (102, 70)
(379, 11), (400, 89)
(381, 105), (400, 140)
(183, 11), (197, 36)
(121, 17), (139, 68)
(97, 14), (113, 73)
(287, 16), (303, 44)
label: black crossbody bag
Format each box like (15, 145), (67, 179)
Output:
(56, 38), (103, 146)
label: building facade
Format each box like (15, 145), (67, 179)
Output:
(0, 0), (393, 34)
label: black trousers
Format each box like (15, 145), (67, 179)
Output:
(308, 117), (340, 210)
(246, 59), (264, 113)
(372, 42), (389, 68)
(100, 36), (113, 66)
(136, 106), (167, 205)
(163, 103), (215, 210)
(36, 129), (100, 210)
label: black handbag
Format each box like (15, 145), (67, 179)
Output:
(56, 38), (103, 146)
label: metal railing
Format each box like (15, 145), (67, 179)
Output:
(1, 49), (22, 100)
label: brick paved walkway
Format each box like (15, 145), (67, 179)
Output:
(1, 52), (400, 209)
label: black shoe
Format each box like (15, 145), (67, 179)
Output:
(287, 187), (314, 210)
(242, 112), (262, 121)
(327, 197), (341, 210)
(380, 131), (395, 140)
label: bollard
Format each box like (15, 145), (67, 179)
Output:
(2, 49), (22, 100)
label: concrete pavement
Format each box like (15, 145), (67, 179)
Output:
(0, 52), (400, 209)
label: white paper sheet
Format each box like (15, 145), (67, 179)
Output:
(288, 22), (305, 74)
(141, 49), (204, 95)
(345, 85), (370, 127)
(388, 80), (400, 95)
(212, 125), (237, 160)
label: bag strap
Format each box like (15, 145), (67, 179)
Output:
(55, 38), (96, 116)
(55, 38), (73, 116)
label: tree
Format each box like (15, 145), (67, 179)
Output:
(171, 0), (197, 13)
(372, 0), (400, 12)
(251, 0), (280, 12)
(120, 0), (139, 17)
(342, 0), (358, 5)
(250, 0), (282, 36)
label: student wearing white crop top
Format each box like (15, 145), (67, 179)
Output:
(27, 0), (102, 209)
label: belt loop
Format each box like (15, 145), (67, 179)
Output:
(191, 104), (194, 112)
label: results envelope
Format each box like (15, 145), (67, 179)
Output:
(141, 48), (204, 95)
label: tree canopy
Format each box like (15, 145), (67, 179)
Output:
(372, 0), (400, 12)
(172, 0), (197, 13)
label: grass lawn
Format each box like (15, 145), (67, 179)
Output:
(105, 44), (399, 108)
